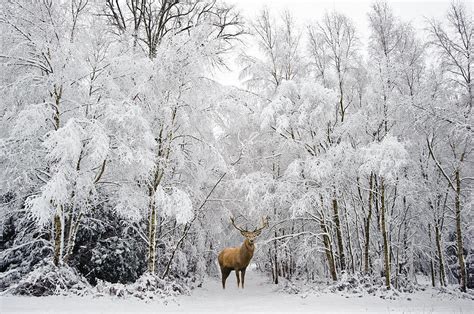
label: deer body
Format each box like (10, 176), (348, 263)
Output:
(218, 217), (268, 289)
(218, 239), (254, 289)
(218, 239), (255, 270)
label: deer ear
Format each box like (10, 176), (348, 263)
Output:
(240, 231), (248, 237)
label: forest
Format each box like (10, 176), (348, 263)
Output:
(0, 0), (473, 309)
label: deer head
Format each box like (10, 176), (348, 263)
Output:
(230, 216), (268, 245)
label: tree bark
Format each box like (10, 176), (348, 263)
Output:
(380, 179), (390, 289)
(269, 248), (275, 283)
(147, 188), (158, 273)
(428, 223), (436, 287)
(51, 84), (63, 266)
(339, 80), (345, 122)
(343, 202), (355, 273)
(274, 229), (279, 284)
(53, 206), (63, 266)
(365, 173), (373, 274)
(434, 224), (446, 287)
(455, 168), (467, 292)
(332, 194), (345, 271)
(319, 203), (337, 281)
(321, 221), (337, 281)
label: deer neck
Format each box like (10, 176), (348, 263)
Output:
(240, 238), (255, 261)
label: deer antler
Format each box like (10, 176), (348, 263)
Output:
(230, 216), (268, 234)
(230, 216), (248, 233)
(253, 216), (269, 233)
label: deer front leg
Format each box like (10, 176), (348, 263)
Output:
(235, 270), (240, 288)
(241, 268), (246, 289)
(221, 268), (231, 289)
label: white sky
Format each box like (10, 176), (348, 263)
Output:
(212, 0), (468, 86)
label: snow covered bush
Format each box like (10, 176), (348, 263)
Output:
(89, 237), (146, 285)
(65, 207), (147, 286)
(5, 262), (91, 297)
(96, 272), (192, 301)
(0, 216), (52, 292)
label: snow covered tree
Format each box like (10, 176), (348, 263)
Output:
(308, 11), (359, 122)
(102, 0), (244, 275)
(426, 1), (473, 292)
(240, 9), (304, 94)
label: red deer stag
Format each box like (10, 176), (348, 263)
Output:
(218, 216), (268, 289)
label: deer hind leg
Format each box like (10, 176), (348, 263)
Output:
(241, 268), (246, 289)
(221, 268), (231, 289)
(236, 270), (240, 288)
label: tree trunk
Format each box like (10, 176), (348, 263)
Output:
(290, 221), (295, 278)
(319, 208), (337, 281)
(353, 202), (363, 272)
(374, 176), (381, 231)
(147, 159), (166, 273)
(52, 84), (62, 130)
(63, 211), (83, 263)
(332, 194), (345, 271)
(343, 203), (355, 273)
(53, 206), (63, 266)
(274, 230), (279, 284)
(428, 223), (436, 287)
(454, 168), (467, 292)
(434, 224), (446, 287)
(380, 179), (390, 289)
(269, 248), (275, 283)
(146, 108), (176, 273)
(365, 173), (373, 273)
(51, 85), (63, 266)
(339, 79), (345, 122)
(147, 189), (157, 273)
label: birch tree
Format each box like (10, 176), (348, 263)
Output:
(426, 1), (473, 292)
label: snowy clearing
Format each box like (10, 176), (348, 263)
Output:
(1, 269), (472, 314)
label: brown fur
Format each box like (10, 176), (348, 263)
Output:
(218, 217), (268, 289)
(218, 238), (255, 289)
(218, 238), (255, 270)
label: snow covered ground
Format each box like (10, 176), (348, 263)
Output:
(1, 269), (472, 313)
